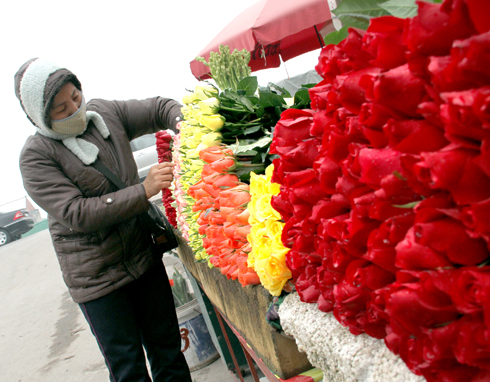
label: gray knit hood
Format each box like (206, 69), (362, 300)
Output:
(15, 58), (110, 164)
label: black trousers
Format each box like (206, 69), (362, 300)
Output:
(79, 261), (192, 382)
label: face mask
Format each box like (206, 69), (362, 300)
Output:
(51, 94), (87, 136)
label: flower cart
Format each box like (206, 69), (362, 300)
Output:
(158, 0), (490, 381)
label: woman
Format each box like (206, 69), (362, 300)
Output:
(15, 58), (192, 382)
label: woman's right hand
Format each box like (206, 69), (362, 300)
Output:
(142, 162), (175, 199)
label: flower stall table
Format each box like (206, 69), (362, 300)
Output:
(175, 233), (316, 381)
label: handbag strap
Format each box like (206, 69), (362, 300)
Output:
(91, 160), (127, 190)
(90, 159), (164, 235)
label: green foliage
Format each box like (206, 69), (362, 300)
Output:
(333, 0), (391, 30)
(237, 76), (258, 96)
(196, 45), (252, 91)
(325, 0), (441, 45)
(378, 0), (419, 18)
(324, 26), (349, 46)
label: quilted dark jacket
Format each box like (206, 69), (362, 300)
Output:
(19, 96), (182, 303)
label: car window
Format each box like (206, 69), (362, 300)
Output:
(130, 135), (157, 152)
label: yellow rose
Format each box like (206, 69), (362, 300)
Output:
(255, 194), (275, 222)
(248, 236), (270, 267)
(265, 219), (284, 242)
(250, 172), (269, 198)
(182, 93), (198, 105)
(201, 114), (225, 131)
(194, 85), (218, 100)
(255, 256), (291, 296)
(254, 241), (273, 266)
(199, 97), (220, 115)
(265, 164), (274, 179)
(201, 132), (222, 147)
(250, 222), (267, 240)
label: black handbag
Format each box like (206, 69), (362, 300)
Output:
(91, 160), (178, 255)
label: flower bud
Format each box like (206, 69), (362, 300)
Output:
(201, 132), (222, 147)
(182, 93), (199, 105)
(199, 97), (220, 115)
(194, 85), (218, 101)
(201, 114), (225, 131)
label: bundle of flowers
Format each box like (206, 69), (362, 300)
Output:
(155, 130), (177, 228)
(174, 85), (224, 258)
(188, 146), (260, 286)
(176, 46), (313, 290)
(247, 164), (292, 296)
(271, 0), (490, 380)
(171, 133), (189, 233)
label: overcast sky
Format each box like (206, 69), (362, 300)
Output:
(0, 0), (320, 214)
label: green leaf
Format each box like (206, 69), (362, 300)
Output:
(332, 0), (391, 18)
(237, 76), (258, 97)
(379, 0), (418, 18)
(333, 0), (391, 30)
(324, 25), (349, 46)
(392, 201), (422, 209)
(228, 136), (273, 155)
(243, 124), (261, 135)
(293, 89), (311, 108)
(338, 15), (371, 30)
(239, 96), (255, 112)
(300, 83), (318, 89)
(268, 83), (292, 98)
(259, 91), (286, 108)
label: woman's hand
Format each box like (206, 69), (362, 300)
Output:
(142, 162), (175, 199)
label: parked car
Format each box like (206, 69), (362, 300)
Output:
(0, 209), (35, 246)
(131, 134), (158, 182)
(130, 131), (174, 182)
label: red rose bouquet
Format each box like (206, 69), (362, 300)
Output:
(271, 0), (490, 380)
(155, 130), (178, 228)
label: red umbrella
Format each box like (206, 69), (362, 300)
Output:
(190, 0), (333, 80)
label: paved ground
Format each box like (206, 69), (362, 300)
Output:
(0, 229), (261, 382)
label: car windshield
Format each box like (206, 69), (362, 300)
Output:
(130, 135), (156, 152)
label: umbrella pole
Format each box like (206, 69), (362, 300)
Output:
(314, 25), (325, 48)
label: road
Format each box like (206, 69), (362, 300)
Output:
(0, 229), (248, 382)
(0, 229), (109, 382)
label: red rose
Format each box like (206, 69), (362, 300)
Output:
(461, 197), (490, 244)
(365, 212), (415, 273)
(310, 109), (333, 137)
(396, 216), (488, 270)
(441, 267), (490, 315)
(315, 28), (373, 82)
(403, 0), (476, 57)
(359, 102), (401, 130)
(279, 137), (322, 171)
(466, 0), (490, 33)
(283, 168), (329, 205)
(414, 145), (490, 205)
(363, 64), (428, 118)
(309, 81), (337, 112)
(336, 67), (382, 114)
(440, 89), (490, 147)
(295, 264), (322, 303)
(384, 271), (460, 337)
(313, 154), (342, 194)
(270, 109), (314, 154)
(309, 196), (349, 225)
(270, 189), (293, 222)
(362, 16), (407, 70)
(383, 119), (448, 154)
(358, 148), (403, 188)
(454, 314), (490, 369)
